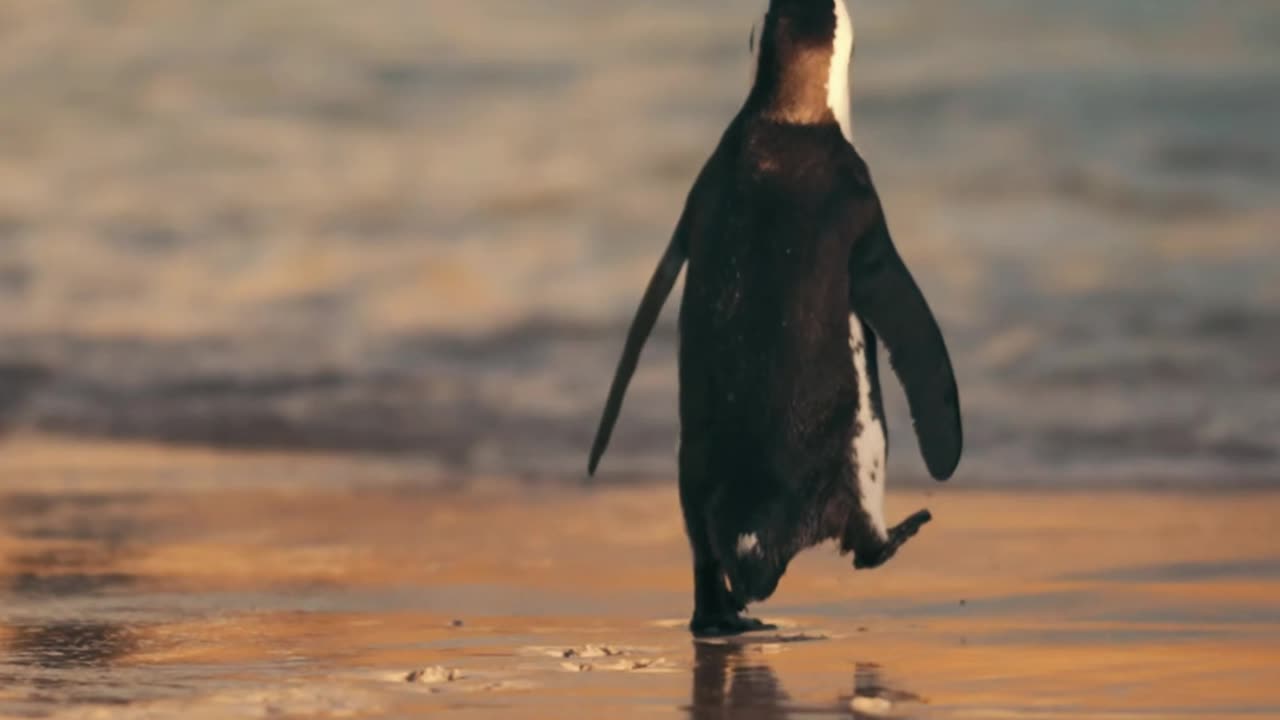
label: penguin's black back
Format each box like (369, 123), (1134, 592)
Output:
(679, 117), (868, 508)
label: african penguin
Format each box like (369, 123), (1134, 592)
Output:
(588, 0), (962, 637)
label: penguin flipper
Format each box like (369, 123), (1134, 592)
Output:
(846, 198), (962, 481)
(587, 232), (687, 477)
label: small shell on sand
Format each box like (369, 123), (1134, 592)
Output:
(405, 667), (463, 684)
(562, 644), (623, 659)
(561, 662), (593, 672)
(850, 696), (894, 716)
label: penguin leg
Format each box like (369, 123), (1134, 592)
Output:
(680, 442), (775, 637)
(690, 567), (776, 637)
(843, 507), (932, 569)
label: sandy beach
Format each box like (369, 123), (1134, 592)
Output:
(0, 435), (1276, 718)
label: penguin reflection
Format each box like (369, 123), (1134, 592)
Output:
(689, 643), (922, 719)
(689, 642), (791, 720)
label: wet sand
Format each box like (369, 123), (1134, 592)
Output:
(1, 435), (1277, 718)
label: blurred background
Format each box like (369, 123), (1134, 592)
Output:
(0, 0), (1276, 487)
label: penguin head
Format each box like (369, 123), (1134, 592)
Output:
(747, 0), (855, 139)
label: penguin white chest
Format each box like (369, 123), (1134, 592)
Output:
(849, 316), (887, 540)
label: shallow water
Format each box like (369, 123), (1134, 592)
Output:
(1, 441), (1279, 718)
(0, 2), (1278, 484)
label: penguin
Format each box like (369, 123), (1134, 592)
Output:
(588, 0), (962, 636)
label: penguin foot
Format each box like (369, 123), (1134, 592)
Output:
(853, 509), (932, 570)
(689, 613), (777, 638)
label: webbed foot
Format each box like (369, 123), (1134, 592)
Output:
(853, 509), (932, 570)
(689, 613), (777, 638)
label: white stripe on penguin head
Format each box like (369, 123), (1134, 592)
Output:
(827, 0), (855, 143)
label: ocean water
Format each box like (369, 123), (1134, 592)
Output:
(0, 0), (1276, 485)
